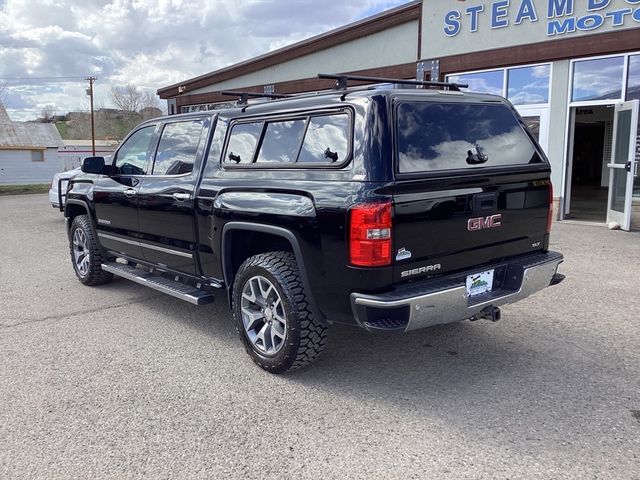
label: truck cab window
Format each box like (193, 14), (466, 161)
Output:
(114, 125), (156, 175)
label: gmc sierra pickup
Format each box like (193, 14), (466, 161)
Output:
(63, 75), (564, 373)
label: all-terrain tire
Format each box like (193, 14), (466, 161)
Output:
(69, 215), (114, 286)
(232, 251), (327, 374)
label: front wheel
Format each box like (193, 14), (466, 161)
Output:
(69, 215), (113, 286)
(232, 251), (327, 374)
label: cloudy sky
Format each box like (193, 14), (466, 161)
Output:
(0, 0), (407, 121)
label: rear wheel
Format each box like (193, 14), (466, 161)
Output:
(232, 251), (327, 374)
(69, 215), (113, 286)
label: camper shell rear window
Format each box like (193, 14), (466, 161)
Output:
(395, 101), (544, 174)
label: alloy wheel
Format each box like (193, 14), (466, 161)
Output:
(72, 228), (90, 277)
(240, 275), (287, 355)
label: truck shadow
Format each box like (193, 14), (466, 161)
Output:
(105, 278), (638, 452)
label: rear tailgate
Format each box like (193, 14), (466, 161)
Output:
(392, 98), (551, 282)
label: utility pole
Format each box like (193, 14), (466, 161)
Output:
(85, 76), (97, 156)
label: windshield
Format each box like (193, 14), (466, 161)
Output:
(396, 102), (543, 174)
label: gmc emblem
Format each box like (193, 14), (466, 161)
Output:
(468, 214), (502, 231)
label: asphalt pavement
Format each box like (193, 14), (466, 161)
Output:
(1, 194), (639, 479)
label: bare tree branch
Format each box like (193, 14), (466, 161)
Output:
(40, 104), (55, 122)
(110, 84), (143, 113)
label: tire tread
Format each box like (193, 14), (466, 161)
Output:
(233, 251), (327, 373)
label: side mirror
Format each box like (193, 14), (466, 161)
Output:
(81, 156), (106, 174)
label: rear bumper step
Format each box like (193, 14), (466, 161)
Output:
(351, 251), (563, 333)
(101, 262), (214, 305)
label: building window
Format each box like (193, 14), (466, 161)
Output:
(507, 65), (550, 105)
(31, 150), (44, 162)
(448, 70), (503, 96)
(626, 54), (640, 101)
(181, 102), (236, 113)
(572, 56), (624, 102)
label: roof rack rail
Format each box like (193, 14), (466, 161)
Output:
(220, 90), (292, 105)
(317, 73), (468, 92)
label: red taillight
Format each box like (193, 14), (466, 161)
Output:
(546, 183), (553, 234)
(349, 202), (392, 267)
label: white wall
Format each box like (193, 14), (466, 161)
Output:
(0, 148), (61, 184)
(188, 21), (419, 95)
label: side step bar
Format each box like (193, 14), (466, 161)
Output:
(101, 262), (214, 305)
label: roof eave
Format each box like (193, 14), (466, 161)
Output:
(157, 0), (421, 99)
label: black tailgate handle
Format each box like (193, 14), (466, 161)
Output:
(472, 193), (498, 214)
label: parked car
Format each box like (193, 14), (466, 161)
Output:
(49, 167), (82, 209)
(61, 74), (564, 374)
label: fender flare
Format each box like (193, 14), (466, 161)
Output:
(64, 198), (104, 246)
(221, 221), (326, 325)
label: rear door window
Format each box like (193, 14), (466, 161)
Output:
(396, 102), (543, 174)
(153, 120), (203, 175)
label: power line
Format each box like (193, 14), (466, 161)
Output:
(0, 75), (87, 80)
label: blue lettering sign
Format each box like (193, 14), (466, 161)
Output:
(444, 10), (461, 36)
(626, 0), (640, 4)
(492, 1), (510, 28)
(547, 0), (574, 18)
(547, 17), (576, 34)
(634, 7), (640, 20)
(588, 0), (610, 10)
(576, 13), (604, 29)
(466, 4), (485, 32)
(605, 8), (632, 25)
(516, 0), (538, 24)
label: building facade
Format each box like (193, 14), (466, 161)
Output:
(58, 140), (118, 171)
(0, 106), (64, 185)
(158, 0), (640, 229)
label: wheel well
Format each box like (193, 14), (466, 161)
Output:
(65, 203), (89, 231)
(226, 229), (294, 282)
(223, 229), (295, 302)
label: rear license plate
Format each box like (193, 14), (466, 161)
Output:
(466, 270), (494, 297)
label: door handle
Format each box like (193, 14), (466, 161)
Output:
(123, 188), (136, 198)
(173, 192), (191, 202)
(625, 161), (632, 173)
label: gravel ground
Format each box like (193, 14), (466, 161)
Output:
(1, 194), (639, 479)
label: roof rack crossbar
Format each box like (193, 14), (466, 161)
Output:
(317, 73), (468, 92)
(220, 90), (292, 105)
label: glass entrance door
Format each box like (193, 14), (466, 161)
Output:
(607, 100), (639, 231)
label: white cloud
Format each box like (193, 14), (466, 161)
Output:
(0, 0), (407, 121)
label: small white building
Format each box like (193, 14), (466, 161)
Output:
(0, 106), (64, 185)
(58, 140), (119, 171)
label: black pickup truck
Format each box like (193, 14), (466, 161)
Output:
(63, 75), (564, 373)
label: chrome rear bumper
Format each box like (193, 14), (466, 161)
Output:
(350, 251), (564, 332)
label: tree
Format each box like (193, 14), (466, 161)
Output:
(110, 84), (159, 113)
(40, 104), (56, 122)
(110, 84), (160, 130)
